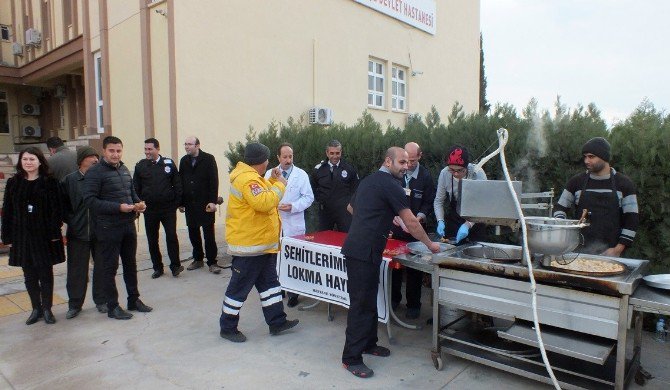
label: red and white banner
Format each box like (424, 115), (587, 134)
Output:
(278, 233), (390, 323)
(354, 0), (436, 35)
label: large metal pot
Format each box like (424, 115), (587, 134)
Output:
(525, 217), (588, 255)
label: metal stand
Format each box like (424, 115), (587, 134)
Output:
(298, 301), (334, 321)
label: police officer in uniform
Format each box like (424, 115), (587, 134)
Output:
(341, 147), (439, 378)
(311, 140), (358, 232)
(390, 142), (435, 320)
(134, 138), (183, 278)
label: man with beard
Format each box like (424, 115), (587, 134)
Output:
(554, 137), (639, 256)
(341, 147), (439, 378)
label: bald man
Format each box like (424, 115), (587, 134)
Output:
(340, 147), (439, 378)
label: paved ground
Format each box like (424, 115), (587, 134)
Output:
(0, 227), (668, 389)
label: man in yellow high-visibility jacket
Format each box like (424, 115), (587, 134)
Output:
(219, 142), (299, 343)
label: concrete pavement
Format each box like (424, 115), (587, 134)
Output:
(0, 226), (668, 389)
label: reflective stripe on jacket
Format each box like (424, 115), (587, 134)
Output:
(225, 162), (285, 256)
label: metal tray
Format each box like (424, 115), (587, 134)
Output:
(643, 274), (670, 290)
(406, 241), (454, 255)
(461, 244), (523, 263)
(545, 256), (627, 276)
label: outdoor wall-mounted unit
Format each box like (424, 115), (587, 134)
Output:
(308, 107), (333, 125)
(12, 42), (23, 56)
(21, 104), (41, 116)
(21, 125), (42, 137)
(25, 28), (42, 46)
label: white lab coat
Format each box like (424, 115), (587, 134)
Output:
(265, 165), (314, 237)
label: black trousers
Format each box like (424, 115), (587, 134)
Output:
(66, 238), (105, 309)
(219, 254), (286, 331)
(342, 257), (380, 365)
(318, 205), (351, 232)
(391, 267), (423, 309)
(22, 264), (54, 310)
(96, 223), (140, 310)
(144, 210), (180, 272)
(187, 224), (217, 265)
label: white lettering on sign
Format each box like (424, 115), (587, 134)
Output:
(354, 0), (436, 35)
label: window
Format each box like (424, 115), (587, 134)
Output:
(41, 0), (51, 41)
(0, 25), (9, 41)
(0, 91), (9, 134)
(63, 0), (72, 26)
(59, 98), (65, 129)
(368, 59), (385, 109)
(392, 66), (407, 111)
(94, 52), (104, 133)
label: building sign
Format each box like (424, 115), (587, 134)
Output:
(354, 0), (436, 35)
(278, 236), (390, 323)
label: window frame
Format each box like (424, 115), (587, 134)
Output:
(367, 59), (385, 109)
(391, 65), (408, 112)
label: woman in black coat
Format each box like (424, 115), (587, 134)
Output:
(1, 147), (65, 325)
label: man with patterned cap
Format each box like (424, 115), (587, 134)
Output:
(220, 142), (299, 343)
(434, 145), (487, 243)
(554, 137), (639, 256)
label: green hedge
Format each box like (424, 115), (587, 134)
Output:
(225, 100), (670, 272)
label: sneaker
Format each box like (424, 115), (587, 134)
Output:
(269, 319), (299, 335)
(406, 307), (420, 320)
(128, 299), (153, 312)
(362, 345), (391, 357)
(343, 363), (374, 378)
(96, 304), (108, 313)
(172, 265), (184, 277)
(187, 260), (204, 270)
(209, 264), (221, 274)
(220, 330), (247, 343)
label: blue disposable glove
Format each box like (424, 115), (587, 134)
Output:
(456, 223), (470, 243)
(436, 220), (445, 237)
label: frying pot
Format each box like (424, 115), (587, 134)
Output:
(525, 217), (588, 255)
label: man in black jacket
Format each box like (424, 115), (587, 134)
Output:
(83, 136), (153, 320)
(311, 140), (359, 232)
(179, 136), (221, 274)
(134, 138), (183, 279)
(61, 146), (106, 318)
(390, 142), (435, 319)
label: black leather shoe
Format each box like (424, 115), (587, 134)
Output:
(287, 295), (299, 308)
(128, 299), (153, 312)
(220, 329), (247, 343)
(43, 309), (56, 324)
(26, 309), (43, 325)
(96, 304), (108, 313)
(172, 265), (184, 277)
(108, 306), (133, 320)
(269, 319), (299, 335)
(66, 308), (81, 319)
(151, 270), (164, 279)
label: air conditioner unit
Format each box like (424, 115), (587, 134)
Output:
(308, 107), (333, 125)
(21, 104), (41, 116)
(25, 28), (42, 46)
(22, 125), (42, 138)
(12, 42), (23, 56)
(54, 85), (66, 98)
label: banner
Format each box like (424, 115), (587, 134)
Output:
(278, 236), (389, 323)
(353, 0), (436, 35)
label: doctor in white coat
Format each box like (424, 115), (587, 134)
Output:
(265, 142), (315, 307)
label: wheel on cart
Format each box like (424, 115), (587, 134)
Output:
(431, 352), (443, 370)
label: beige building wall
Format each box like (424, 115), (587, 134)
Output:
(149, 2), (172, 158)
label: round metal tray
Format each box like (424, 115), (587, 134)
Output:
(545, 256), (627, 276)
(461, 244), (523, 263)
(406, 241), (454, 255)
(643, 274), (670, 290)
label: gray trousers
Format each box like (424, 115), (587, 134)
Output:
(66, 238), (105, 309)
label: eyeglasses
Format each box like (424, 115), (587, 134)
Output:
(184, 143), (196, 146)
(448, 167), (466, 174)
